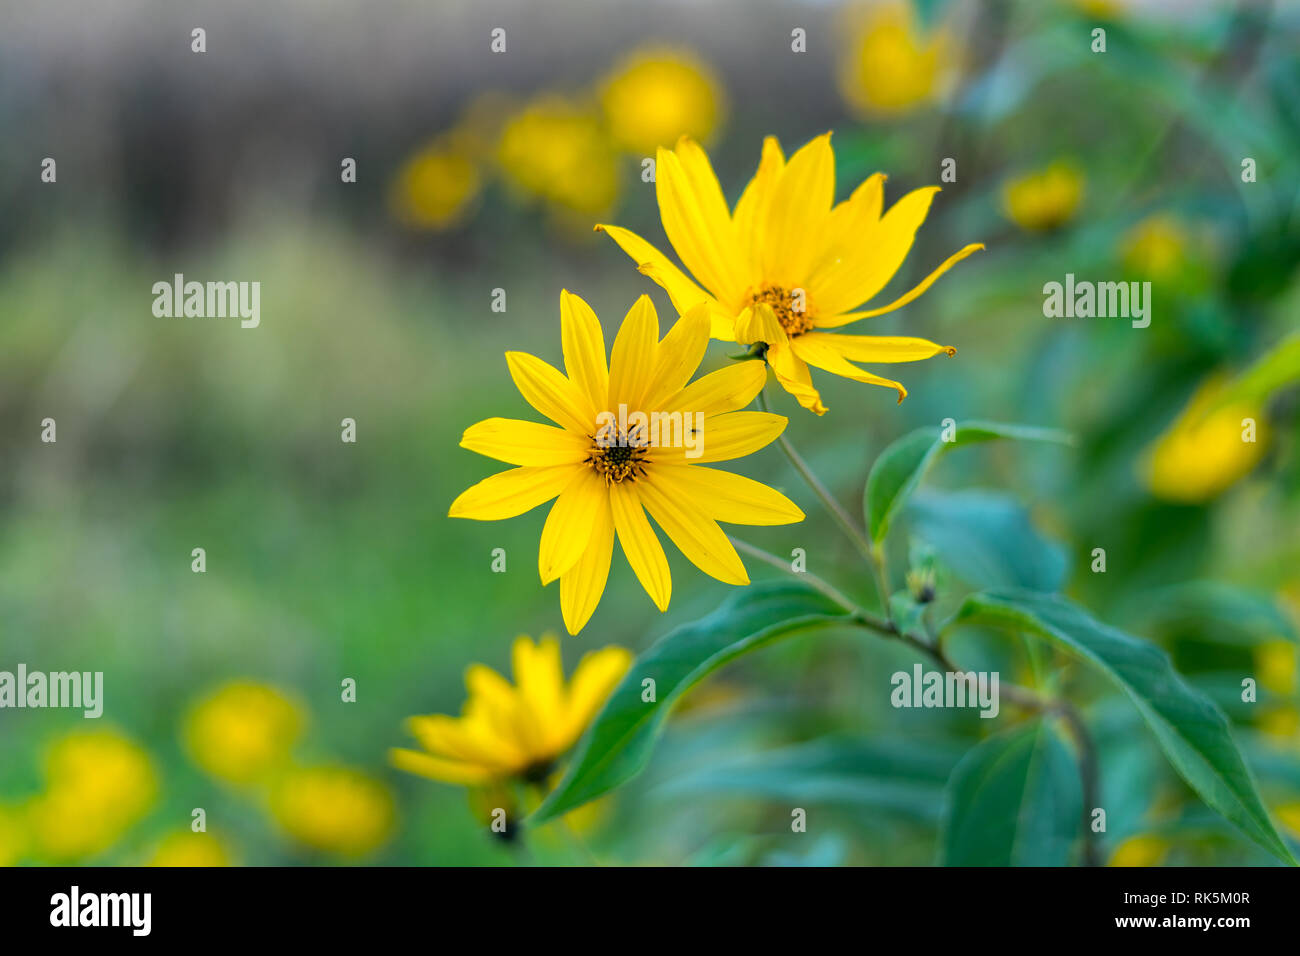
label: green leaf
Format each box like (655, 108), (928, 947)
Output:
(655, 736), (963, 823)
(864, 420), (1072, 545)
(1211, 332), (1300, 410)
(908, 489), (1069, 591)
(529, 583), (852, 825)
(940, 720), (1082, 866)
(953, 589), (1297, 865)
(1136, 581), (1298, 646)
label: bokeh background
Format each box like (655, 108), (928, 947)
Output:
(1, 0), (1298, 866)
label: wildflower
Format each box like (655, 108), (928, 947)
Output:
(391, 635), (632, 785)
(145, 830), (233, 867)
(601, 47), (724, 154)
(839, 1), (956, 118)
(1001, 160), (1084, 232)
(599, 134), (981, 414)
(1143, 376), (1265, 503)
(389, 137), (482, 231)
(268, 766), (394, 857)
(27, 729), (157, 860)
(1120, 213), (1190, 283)
(183, 680), (305, 785)
(449, 291), (804, 633)
(497, 95), (620, 220)
(1256, 640), (1296, 696)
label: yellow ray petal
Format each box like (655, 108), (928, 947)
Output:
(449, 465), (575, 520)
(389, 748), (496, 785)
(790, 335), (908, 403)
(849, 242), (985, 320)
(513, 636), (565, 743)
(652, 464), (805, 526)
(609, 481), (672, 611)
(662, 358), (768, 418)
(560, 499), (615, 635)
(505, 351), (597, 436)
(656, 141), (748, 303)
(814, 172), (886, 276)
(798, 331), (956, 363)
(594, 223), (716, 319)
(641, 302), (712, 410)
(761, 132), (835, 287)
(638, 478), (750, 585)
(647, 410), (787, 465)
(608, 295), (660, 412)
(460, 417), (590, 466)
(538, 468), (607, 584)
(734, 301), (788, 346)
(765, 339), (828, 415)
(810, 185), (940, 316)
(407, 714), (522, 769)
(732, 136), (786, 282)
(560, 289), (609, 410)
(563, 646), (634, 742)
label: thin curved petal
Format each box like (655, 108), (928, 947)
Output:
(449, 465), (576, 520)
(638, 477), (750, 585)
(850, 242), (985, 320)
(609, 481), (672, 611)
(538, 469), (606, 584)
(647, 410), (787, 465)
(560, 502), (615, 636)
(641, 302), (711, 410)
(505, 351), (596, 436)
(656, 141), (748, 303)
(765, 339), (828, 415)
(652, 464), (805, 526)
(608, 295), (660, 412)
(560, 289), (609, 410)
(798, 331), (956, 363)
(389, 748), (496, 785)
(790, 335), (908, 404)
(732, 136), (786, 283)
(663, 358), (768, 417)
(460, 417), (590, 466)
(761, 132), (835, 287)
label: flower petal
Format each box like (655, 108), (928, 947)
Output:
(662, 358), (768, 417)
(734, 301), (787, 346)
(732, 135), (786, 282)
(651, 464), (805, 525)
(812, 172), (886, 277)
(790, 335), (908, 403)
(608, 295), (660, 412)
(647, 410), (787, 464)
(460, 417), (590, 466)
(849, 242), (985, 320)
(656, 140), (748, 303)
(560, 502), (615, 635)
(594, 223), (715, 318)
(389, 748), (496, 785)
(641, 302), (712, 411)
(761, 132), (835, 287)
(506, 351), (596, 436)
(449, 465), (577, 520)
(563, 646), (633, 742)
(797, 331), (955, 363)
(560, 289), (609, 410)
(609, 481), (672, 611)
(638, 477), (750, 585)
(765, 339), (828, 415)
(538, 468), (607, 584)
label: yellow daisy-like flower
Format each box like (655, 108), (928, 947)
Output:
(448, 290), (805, 633)
(601, 46), (725, 155)
(183, 680), (306, 786)
(268, 765), (395, 857)
(839, 0), (956, 118)
(1001, 160), (1084, 232)
(1143, 375), (1266, 503)
(598, 134), (982, 414)
(391, 634), (632, 785)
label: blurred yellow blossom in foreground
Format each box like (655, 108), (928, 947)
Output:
(839, 1), (956, 118)
(268, 765), (395, 857)
(601, 47), (724, 154)
(1143, 376), (1266, 503)
(497, 95), (621, 220)
(1002, 161), (1084, 232)
(145, 829), (233, 867)
(183, 680), (305, 785)
(27, 728), (157, 860)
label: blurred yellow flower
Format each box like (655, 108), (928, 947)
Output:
(1121, 214), (1190, 282)
(840, 1), (956, 118)
(446, 292), (804, 632)
(1109, 833), (1170, 867)
(390, 137), (483, 231)
(392, 635), (632, 783)
(1256, 640), (1297, 696)
(600, 134), (982, 414)
(145, 829), (233, 867)
(497, 95), (621, 219)
(1143, 376), (1266, 503)
(601, 47), (724, 155)
(268, 765), (394, 857)
(1277, 801), (1300, 840)
(0, 804), (27, 866)
(1002, 161), (1084, 232)
(183, 680), (305, 785)
(28, 728), (157, 860)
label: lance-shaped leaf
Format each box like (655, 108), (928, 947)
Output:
(864, 420), (1072, 545)
(953, 588), (1296, 865)
(530, 583), (851, 825)
(940, 720), (1082, 866)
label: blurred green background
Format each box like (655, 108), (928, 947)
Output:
(1, 0), (1298, 866)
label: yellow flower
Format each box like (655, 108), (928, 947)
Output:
(448, 291), (805, 632)
(497, 95), (620, 219)
(1143, 375), (1266, 503)
(601, 47), (725, 155)
(268, 765), (394, 857)
(1108, 833), (1170, 867)
(599, 134), (982, 415)
(1277, 801), (1300, 840)
(392, 635), (632, 785)
(390, 137), (482, 230)
(839, 1), (956, 118)
(1121, 214), (1190, 282)
(183, 680), (305, 785)
(28, 728), (158, 860)
(145, 830), (233, 867)
(1001, 160), (1084, 232)
(1257, 640), (1297, 696)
